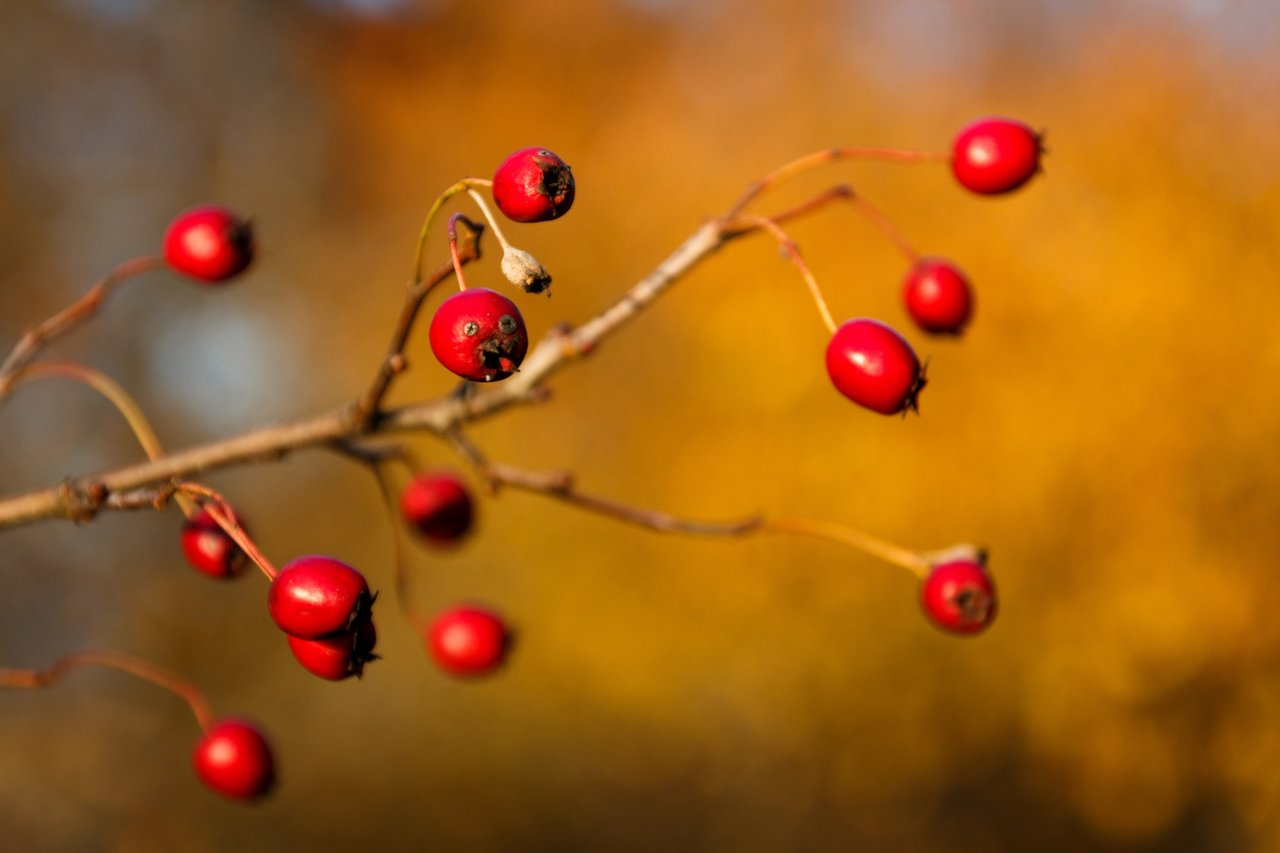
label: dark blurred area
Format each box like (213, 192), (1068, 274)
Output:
(3, 0), (1280, 850)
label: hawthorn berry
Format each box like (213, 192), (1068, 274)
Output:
(163, 205), (255, 283)
(902, 258), (973, 336)
(286, 619), (378, 681)
(400, 471), (475, 546)
(428, 288), (529, 382)
(267, 555), (374, 640)
(427, 604), (512, 678)
(825, 319), (925, 415)
(921, 560), (997, 635)
(492, 147), (575, 223)
(192, 717), (275, 801)
(951, 117), (1043, 196)
(180, 507), (249, 579)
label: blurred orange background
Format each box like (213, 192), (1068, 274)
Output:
(3, 1), (1280, 850)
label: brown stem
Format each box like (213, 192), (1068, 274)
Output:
(347, 218), (482, 431)
(0, 649), (217, 732)
(449, 432), (941, 576)
(0, 210), (837, 530)
(0, 255), (167, 398)
(726, 214), (838, 333)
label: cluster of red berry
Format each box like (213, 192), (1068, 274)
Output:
(826, 117), (1043, 416)
(7, 122), (1039, 803)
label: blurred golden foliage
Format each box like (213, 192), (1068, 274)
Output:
(3, 0), (1280, 850)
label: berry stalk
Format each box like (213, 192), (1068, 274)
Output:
(0, 649), (217, 732)
(0, 255), (167, 398)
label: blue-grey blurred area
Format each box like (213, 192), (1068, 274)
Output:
(3, 1), (1280, 850)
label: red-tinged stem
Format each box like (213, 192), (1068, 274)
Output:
(728, 214), (838, 334)
(0, 255), (168, 398)
(0, 649), (217, 733)
(447, 214), (471, 292)
(727, 146), (949, 218)
(176, 483), (278, 581)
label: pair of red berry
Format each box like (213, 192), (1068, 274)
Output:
(395, 472), (513, 675)
(826, 117), (1042, 416)
(429, 147), (575, 382)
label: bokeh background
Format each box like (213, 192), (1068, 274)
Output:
(2, 0), (1279, 850)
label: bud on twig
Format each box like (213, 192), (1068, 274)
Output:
(500, 246), (552, 295)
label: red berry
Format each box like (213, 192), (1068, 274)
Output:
(192, 717), (275, 801)
(951, 117), (1043, 195)
(163, 205), (255, 283)
(180, 507), (249, 579)
(825, 319), (925, 415)
(921, 560), (997, 635)
(492, 147), (575, 223)
(267, 555), (374, 640)
(400, 471), (475, 546)
(902, 258), (974, 336)
(427, 604), (512, 678)
(286, 618), (378, 681)
(428, 288), (529, 382)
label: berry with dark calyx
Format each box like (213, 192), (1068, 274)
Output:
(180, 507), (250, 580)
(903, 258), (973, 336)
(286, 619), (378, 681)
(163, 205), (255, 283)
(825, 318), (926, 415)
(921, 560), (997, 635)
(951, 117), (1043, 195)
(400, 471), (475, 547)
(492, 147), (575, 223)
(427, 604), (513, 678)
(192, 717), (275, 802)
(267, 555), (374, 640)
(428, 288), (529, 382)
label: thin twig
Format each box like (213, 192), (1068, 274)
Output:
(0, 256), (167, 397)
(0, 649), (217, 732)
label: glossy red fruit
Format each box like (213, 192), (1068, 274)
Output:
(903, 258), (974, 336)
(825, 319), (925, 415)
(427, 604), (512, 678)
(492, 147), (575, 223)
(180, 507), (249, 579)
(163, 205), (255, 283)
(428, 288), (529, 382)
(921, 560), (997, 635)
(267, 555), (373, 640)
(286, 619), (378, 681)
(951, 117), (1043, 195)
(400, 471), (475, 546)
(192, 717), (275, 801)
